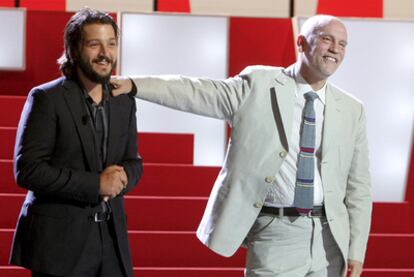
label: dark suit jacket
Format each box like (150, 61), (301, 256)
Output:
(9, 77), (142, 276)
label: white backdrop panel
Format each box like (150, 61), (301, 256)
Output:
(120, 13), (228, 166)
(300, 18), (414, 202)
(0, 8), (25, 70)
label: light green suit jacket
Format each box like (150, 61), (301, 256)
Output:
(132, 65), (372, 263)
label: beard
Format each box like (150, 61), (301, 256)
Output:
(77, 55), (117, 84)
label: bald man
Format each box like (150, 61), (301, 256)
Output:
(112, 15), (372, 276)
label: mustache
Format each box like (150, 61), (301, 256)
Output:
(93, 56), (114, 64)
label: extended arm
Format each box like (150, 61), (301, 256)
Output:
(111, 68), (258, 124)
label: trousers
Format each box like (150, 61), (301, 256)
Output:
(32, 219), (125, 277)
(245, 214), (344, 277)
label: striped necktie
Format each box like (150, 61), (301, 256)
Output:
(293, 91), (318, 215)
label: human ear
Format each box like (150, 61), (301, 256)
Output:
(297, 35), (305, 53)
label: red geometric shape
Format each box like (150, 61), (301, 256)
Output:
(136, 164), (219, 197)
(157, 0), (190, 13)
(317, 0), (383, 18)
(0, 96), (25, 126)
(19, 0), (65, 11)
(139, 132), (194, 164)
(371, 202), (411, 233)
(229, 17), (296, 77)
(0, 0), (14, 7)
(0, 127), (17, 159)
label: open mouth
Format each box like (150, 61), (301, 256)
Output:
(323, 56), (338, 63)
(94, 57), (112, 67)
(95, 61), (109, 67)
(96, 60), (109, 65)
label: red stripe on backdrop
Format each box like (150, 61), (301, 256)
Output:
(0, 0), (14, 7)
(405, 141), (414, 232)
(317, 0), (383, 18)
(19, 0), (65, 11)
(229, 17), (296, 77)
(157, 0), (190, 13)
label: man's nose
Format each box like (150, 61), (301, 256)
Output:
(99, 44), (110, 56)
(329, 42), (340, 53)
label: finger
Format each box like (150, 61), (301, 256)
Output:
(103, 196), (110, 202)
(120, 179), (127, 188)
(111, 87), (123, 97)
(102, 165), (117, 174)
(349, 268), (359, 277)
(115, 174), (125, 190)
(111, 166), (127, 184)
(115, 183), (124, 195)
(119, 170), (128, 186)
(110, 75), (119, 82)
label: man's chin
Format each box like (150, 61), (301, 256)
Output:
(91, 70), (112, 83)
(320, 67), (338, 78)
(79, 65), (113, 84)
(94, 69), (112, 78)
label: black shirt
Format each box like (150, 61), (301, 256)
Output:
(83, 84), (110, 171)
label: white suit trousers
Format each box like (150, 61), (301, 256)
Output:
(245, 214), (344, 277)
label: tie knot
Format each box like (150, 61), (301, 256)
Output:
(305, 91), (318, 102)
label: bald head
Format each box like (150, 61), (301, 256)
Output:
(300, 15), (347, 40)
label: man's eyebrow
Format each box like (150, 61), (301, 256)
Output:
(83, 37), (117, 42)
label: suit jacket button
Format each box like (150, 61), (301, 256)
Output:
(254, 202), (263, 208)
(265, 176), (274, 183)
(279, 151), (287, 158)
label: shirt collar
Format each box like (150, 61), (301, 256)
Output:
(82, 83), (110, 106)
(292, 64), (326, 105)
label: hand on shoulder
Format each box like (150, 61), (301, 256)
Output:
(110, 76), (134, 97)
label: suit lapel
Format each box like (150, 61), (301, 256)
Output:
(272, 70), (296, 151)
(62, 79), (99, 171)
(322, 84), (342, 161)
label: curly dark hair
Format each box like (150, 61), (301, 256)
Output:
(57, 8), (119, 79)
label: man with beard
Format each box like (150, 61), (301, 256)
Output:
(9, 8), (142, 277)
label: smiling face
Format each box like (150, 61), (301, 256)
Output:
(76, 23), (118, 84)
(297, 17), (348, 88)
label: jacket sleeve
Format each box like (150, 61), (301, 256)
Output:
(345, 105), (372, 263)
(131, 68), (257, 125)
(117, 96), (143, 195)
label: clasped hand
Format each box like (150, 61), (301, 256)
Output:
(99, 165), (128, 201)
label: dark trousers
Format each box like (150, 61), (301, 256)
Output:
(32, 219), (125, 277)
